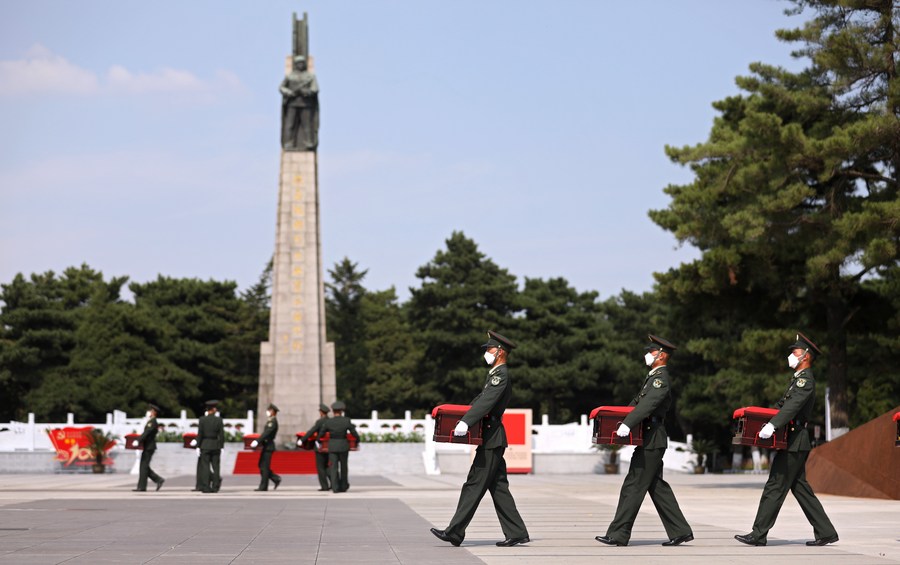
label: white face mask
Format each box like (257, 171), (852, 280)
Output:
(145, 411), (152, 419)
(787, 353), (802, 369)
(484, 351), (496, 366)
(267, 411), (273, 418)
(644, 352), (657, 367)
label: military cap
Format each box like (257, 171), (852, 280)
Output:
(788, 331), (822, 357)
(319, 403), (331, 413)
(481, 330), (517, 351)
(645, 334), (677, 354)
(204, 399), (219, 408)
(331, 400), (346, 411)
(267, 403), (279, 413)
(148, 403), (160, 413)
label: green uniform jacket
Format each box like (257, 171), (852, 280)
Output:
(768, 368), (815, 452)
(622, 366), (672, 450)
(138, 417), (159, 451)
(258, 416), (278, 452)
(461, 364), (511, 449)
(198, 414), (225, 450)
(305, 417), (326, 441)
(318, 416), (359, 453)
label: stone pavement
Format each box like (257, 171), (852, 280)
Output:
(0, 472), (897, 564)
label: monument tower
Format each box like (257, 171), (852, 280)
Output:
(258, 12), (336, 445)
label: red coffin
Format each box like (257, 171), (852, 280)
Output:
(295, 431), (318, 451)
(590, 406), (644, 446)
(316, 432), (359, 453)
(432, 404), (486, 446)
(732, 406), (788, 450)
(182, 432), (198, 449)
(243, 433), (260, 451)
(124, 433), (142, 450)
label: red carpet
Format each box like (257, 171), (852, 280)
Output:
(233, 451), (318, 475)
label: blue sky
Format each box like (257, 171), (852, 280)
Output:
(0, 1), (806, 301)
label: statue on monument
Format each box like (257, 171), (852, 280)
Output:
(280, 55), (319, 151)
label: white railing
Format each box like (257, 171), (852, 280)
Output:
(0, 410), (255, 452)
(1, 409), (698, 472)
(351, 410), (427, 437)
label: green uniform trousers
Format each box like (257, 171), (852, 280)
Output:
(328, 451), (349, 493)
(606, 446), (692, 544)
(750, 450), (836, 542)
(257, 450), (281, 490)
(315, 451), (330, 490)
(199, 449), (221, 492)
(136, 449), (162, 490)
(446, 446), (528, 543)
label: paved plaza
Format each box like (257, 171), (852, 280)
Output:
(0, 471), (897, 564)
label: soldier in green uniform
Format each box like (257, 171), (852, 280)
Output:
(304, 403), (331, 491)
(253, 403), (282, 491)
(132, 403), (165, 492)
(735, 332), (839, 547)
(431, 330), (530, 548)
(595, 335), (693, 547)
(197, 400), (225, 493)
(318, 401), (359, 493)
(190, 403), (209, 492)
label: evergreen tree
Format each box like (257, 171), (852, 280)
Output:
(359, 288), (420, 417)
(0, 265), (122, 420)
(649, 0), (899, 428)
(325, 258), (370, 414)
(130, 277), (255, 416)
(514, 277), (605, 423)
(407, 232), (520, 407)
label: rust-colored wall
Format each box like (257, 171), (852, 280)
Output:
(806, 406), (900, 500)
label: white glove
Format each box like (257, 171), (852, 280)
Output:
(189, 439), (197, 447)
(250, 440), (258, 448)
(615, 423), (630, 437)
(131, 440), (139, 447)
(453, 421), (469, 437)
(758, 423), (775, 439)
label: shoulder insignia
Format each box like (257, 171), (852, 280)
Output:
(652, 378), (664, 389)
(146, 422), (152, 427)
(796, 378), (807, 388)
(490, 375), (502, 386)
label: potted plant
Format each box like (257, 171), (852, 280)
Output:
(689, 438), (717, 474)
(83, 428), (118, 474)
(593, 443), (622, 474)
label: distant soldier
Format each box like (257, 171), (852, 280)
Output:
(305, 403), (332, 491)
(190, 403), (210, 492)
(319, 401), (359, 493)
(132, 403), (165, 492)
(197, 400), (225, 493)
(253, 403), (282, 491)
(431, 330), (530, 548)
(735, 332), (839, 547)
(595, 335), (693, 547)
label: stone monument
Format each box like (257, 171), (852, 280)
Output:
(258, 12), (336, 445)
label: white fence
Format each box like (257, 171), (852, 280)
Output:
(1, 409), (697, 473)
(0, 410), (255, 452)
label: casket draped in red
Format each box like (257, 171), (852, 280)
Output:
(590, 405), (643, 446)
(431, 404), (486, 445)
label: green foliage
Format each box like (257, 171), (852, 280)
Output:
(407, 231), (520, 406)
(648, 0), (899, 429)
(0, 265), (267, 421)
(325, 258), (370, 415)
(83, 428), (118, 462)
